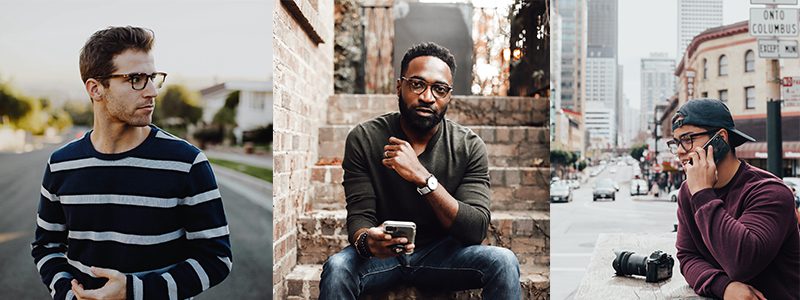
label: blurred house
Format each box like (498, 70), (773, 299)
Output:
(200, 81), (273, 131)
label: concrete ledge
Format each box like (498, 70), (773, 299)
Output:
(574, 233), (710, 300)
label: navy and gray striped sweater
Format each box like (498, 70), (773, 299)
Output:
(32, 125), (232, 300)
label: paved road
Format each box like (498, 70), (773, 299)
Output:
(0, 140), (272, 299)
(550, 162), (679, 300)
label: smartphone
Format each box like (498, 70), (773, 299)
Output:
(382, 221), (416, 254)
(701, 131), (730, 164)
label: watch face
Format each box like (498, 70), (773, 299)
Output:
(428, 176), (438, 190)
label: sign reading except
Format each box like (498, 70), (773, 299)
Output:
(782, 76), (800, 106)
(758, 39), (800, 58)
(750, 0), (798, 4)
(750, 8), (799, 37)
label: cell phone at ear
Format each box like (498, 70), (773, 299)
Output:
(702, 131), (730, 164)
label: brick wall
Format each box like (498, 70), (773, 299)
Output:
(272, 0), (334, 297)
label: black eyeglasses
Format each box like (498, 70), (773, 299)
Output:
(666, 130), (715, 154)
(97, 72), (167, 90)
(400, 77), (453, 99)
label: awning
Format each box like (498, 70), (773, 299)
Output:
(736, 141), (800, 159)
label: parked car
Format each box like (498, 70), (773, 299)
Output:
(630, 179), (648, 196)
(593, 178), (619, 201)
(669, 189), (679, 202)
(550, 182), (573, 203)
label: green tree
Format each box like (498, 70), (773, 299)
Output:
(63, 100), (93, 126)
(0, 82), (32, 121)
(155, 84), (202, 126)
(630, 144), (648, 162)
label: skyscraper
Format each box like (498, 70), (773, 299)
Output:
(557, 0), (587, 113)
(640, 53), (676, 136)
(677, 0), (722, 59)
(585, 0), (618, 149)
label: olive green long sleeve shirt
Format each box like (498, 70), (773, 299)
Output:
(342, 112), (491, 247)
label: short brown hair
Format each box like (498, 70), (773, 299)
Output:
(79, 26), (154, 86)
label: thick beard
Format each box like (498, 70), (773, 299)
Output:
(397, 95), (447, 133)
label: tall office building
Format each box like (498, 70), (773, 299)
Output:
(585, 0), (618, 149)
(556, 0), (587, 113)
(640, 53), (676, 135)
(677, 0), (722, 59)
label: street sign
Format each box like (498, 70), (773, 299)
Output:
(782, 76), (800, 106)
(758, 39), (799, 58)
(751, 0), (798, 4)
(750, 8), (799, 37)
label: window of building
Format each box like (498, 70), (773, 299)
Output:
(745, 86), (755, 109)
(719, 89), (728, 103)
(719, 55), (728, 76)
(745, 50), (755, 72)
(701, 91), (708, 98)
(702, 58), (708, 79)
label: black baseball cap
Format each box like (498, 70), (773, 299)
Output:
(671, 98), (756, 147)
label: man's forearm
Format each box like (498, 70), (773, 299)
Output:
(422, 187), (459, 229)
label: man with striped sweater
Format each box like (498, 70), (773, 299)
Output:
(32, 26), (232, 300)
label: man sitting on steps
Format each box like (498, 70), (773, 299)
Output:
(318, 42), (521, 299)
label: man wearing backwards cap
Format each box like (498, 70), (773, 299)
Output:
(670, 99), (799, 299)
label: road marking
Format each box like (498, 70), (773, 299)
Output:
(0, 231), (25, 244)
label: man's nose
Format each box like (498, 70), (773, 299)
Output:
(142, 78), (158, 98)
(418, 86), (435, 104)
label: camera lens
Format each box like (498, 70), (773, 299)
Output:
(612, 251), (648, 277)
(385, 226), (395, 232)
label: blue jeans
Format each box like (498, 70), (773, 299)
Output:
(319, 237), (521, 299)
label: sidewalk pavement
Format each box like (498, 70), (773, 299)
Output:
(212, 161), (273, 213)
(205, 149), (273, 169)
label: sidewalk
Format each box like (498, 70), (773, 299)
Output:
(204, 148), (274, 212)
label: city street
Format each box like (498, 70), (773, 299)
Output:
(0, 138), (272, 299)
(550, 162), (679, 300)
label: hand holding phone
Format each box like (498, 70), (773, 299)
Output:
(382, 221), (416, 254)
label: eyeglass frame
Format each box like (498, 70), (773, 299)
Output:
(95, 72), (168, 90)
(666, 130), (718, 154)
(400, 76), (453, 99)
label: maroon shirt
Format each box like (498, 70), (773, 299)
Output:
(676, 161), (800, 299)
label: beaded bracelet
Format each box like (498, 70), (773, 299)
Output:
(355, 231), (372, 258)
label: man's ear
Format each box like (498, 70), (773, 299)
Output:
(85, 79), (105, 102)
(396, 78), (402, 96)
(720, 129), (730, 144)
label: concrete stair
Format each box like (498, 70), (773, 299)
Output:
(309, 165), (550, 211)
(296, 210), (549, 267)
(318, 125), (549, 167)
(325, 95), (548, 127)
(285, 264), (549, 300)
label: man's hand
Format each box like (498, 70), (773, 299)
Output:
(365, 226), (415, 259)
(71, 267), (127, 300)
(684, 145), (717, 195)
(382, 137), (430, 186)
(723, 281), (766, 300)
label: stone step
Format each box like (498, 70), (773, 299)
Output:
(318, 125), (549, 168)
(326, 94), (547, 127)
(309, 165), (549, 211)
(296, 210), (549, 268)
(285, 263), (549, 300)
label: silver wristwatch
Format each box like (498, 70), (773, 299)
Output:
(416, 174), (438, 196)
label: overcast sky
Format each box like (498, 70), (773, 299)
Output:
(0, 0), (272, 104)
(618, 0), (784, 110)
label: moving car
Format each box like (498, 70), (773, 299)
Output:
(550, 181), (573, 203)
(593, 178), (619, 201)
(630, 179), (648, 196)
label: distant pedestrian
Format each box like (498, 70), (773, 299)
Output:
(32, 26), (232, 300)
